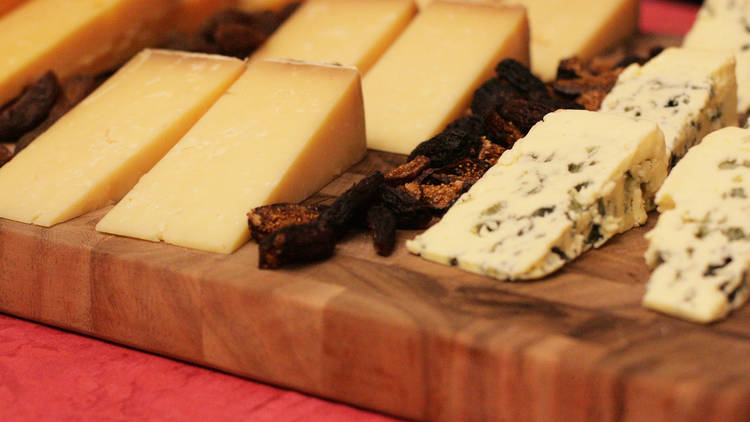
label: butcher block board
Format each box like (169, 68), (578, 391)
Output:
(3, 36), (750, 422)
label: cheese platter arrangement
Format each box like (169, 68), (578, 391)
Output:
(2, 0), (750, 421)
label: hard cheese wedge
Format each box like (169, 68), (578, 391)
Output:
(644, 127), (750, 323)
(173, 0), (237, 33)
(407, 110), (667, 281)
(252, 0), (416, 74)
(416, 0), (638, 81)
(97, 59), (366, 254)
(601, 47), (737, 165)
(363, 0), (529, 155)
(0, 0), (178, 107)
(0, 49), (245, 227)
(684, 0), (750, 114)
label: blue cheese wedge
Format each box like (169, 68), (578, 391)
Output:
(600, 47), (737, 166)
(683, 0), (750, 114)
(644, 127), (750, 323)
(406, 110), (667, 280)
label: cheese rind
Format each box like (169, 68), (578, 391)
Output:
(0, 0), (178, 107)
(252, 0), (416, 74)
(97, 59), (366, 254)
(684, 0), (750, 113)
(644, 127), (750, 323)
(601, 47), (737, 165)
(0, 50), (245, 227)
(363, 0), (529, 154)
(407, 110), (667, 280)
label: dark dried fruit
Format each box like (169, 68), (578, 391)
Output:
(444, 114), (486, 139)
(495, 59), (549, 101)
(401, 181), (422, 200)
(499, 99), (559, 134)
(0, 72), (60, 142)
(556, 57), (587, 80)
(15, 74), (101, 155)
(248, 203), (325, 242)
(478, 138), (505, 165)
(320, 172), (385, 237)
(214, 23), (268, 58)
(420, 181), (465, 212)
(0, 145), (11, 167)
(258, 221), (336, 269)
(407, 128), (482, 168)
(470, 78), (521, 118)
(553, 72), (619, 97)
(431, 158), (489, 186)
(484, 111), (523, 148)
(367, 205), (396, 256)
(379, 185), (432, 229)
(385, 155), (430, 185)
(576, 89), (609, 111)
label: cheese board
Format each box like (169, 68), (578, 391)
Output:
(3, 0), (750, 418)
(5, 133), (750, 422)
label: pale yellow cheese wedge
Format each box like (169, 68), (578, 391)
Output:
(0, 0), (179, 108)
(252, 0), (416, 74)
(0, 50), (245, 227)
(173, 0), (237, 33)
(416, 0), (638, 81)
(97, 59), (366, 254)
(363, 0), (529, 154)
(237, 0), (299, 12)
(0, 0), (27, 17)
(502, 0), (638, 81)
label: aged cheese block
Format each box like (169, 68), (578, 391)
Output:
(407, 110), (667, 280)
(0, 0), (26, 17)
(97, 60), (366, 254)
(252, 0), (416, 74)
(0, 50), (245, 227)
(684, 0), (750, 114)
(364, 0), (529, 155)
(415, 0), (638, 81)
(601, 47), (737, 165)
(644, 127), (750, 323)
(173, 0), (237, 33)
(0, 0), (179, 108)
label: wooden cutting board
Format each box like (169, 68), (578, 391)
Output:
(3, 35), (750, 422)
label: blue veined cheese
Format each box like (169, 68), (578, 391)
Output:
(683, 0), (750, 114)
(406, 110), (667, 281)
(644, 127), (750, 323)
(600, 47), (737, 166)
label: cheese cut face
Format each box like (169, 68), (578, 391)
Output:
(173, 0), (237, 33)
(252, 0), (416, 74)
(97, 60), (366, 254)
(407, 110), (667, 281)
(363, 1), (529, 155)
(684, 0), (750, 114)
(416, 0), (637, 81)
(0, 50), (245, 227)
(601, 47), (738, 166)
(644, 127), (750, 323)
(0, 0), (179, 108)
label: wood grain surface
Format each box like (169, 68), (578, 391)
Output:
(3, 147), (750, 422)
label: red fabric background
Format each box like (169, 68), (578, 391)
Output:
(0, 1), (699, 420)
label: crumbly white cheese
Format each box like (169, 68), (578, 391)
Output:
(600, 47), (737, 166)
(684, 0), (750, 114)
(644, 127), (750, 323)
(407, 110), (667, 281)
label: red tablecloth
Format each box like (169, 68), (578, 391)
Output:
(0, 1), (699, 421)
